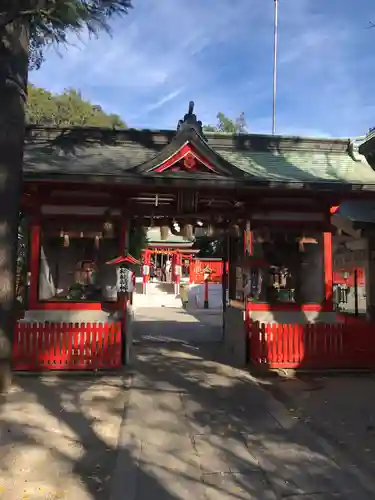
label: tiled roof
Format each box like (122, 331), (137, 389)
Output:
(338, 201), (375, 224)
(216, 149), (375, 184)
(23, 141), (156, 176)
(23, 126), (375, 186)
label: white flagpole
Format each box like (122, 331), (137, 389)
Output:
(272, 0), (279, 135)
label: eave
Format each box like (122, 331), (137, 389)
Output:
(358, 130), (375, 157)
(24, 124), (353, 154)
(23, 171), (375, 196)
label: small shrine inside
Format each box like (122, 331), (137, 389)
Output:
(140, 226), (198, 285)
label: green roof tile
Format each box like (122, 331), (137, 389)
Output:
(215, 149), (375, 184)
(22, 126), (375, 187)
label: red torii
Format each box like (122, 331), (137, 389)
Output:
(106, 254), (140, 266)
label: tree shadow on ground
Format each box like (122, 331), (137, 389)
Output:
(130, 313), (375, 499)
(2, 309), (375, 498)
(0, 371), (180, 499)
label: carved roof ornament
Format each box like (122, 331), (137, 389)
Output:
(176, 101), (204, 137)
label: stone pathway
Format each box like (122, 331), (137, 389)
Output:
(133, 307), (223, 343)
(111, 308), (375, 499)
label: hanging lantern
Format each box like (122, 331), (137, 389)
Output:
(229, 224), (240, 238)
(63, 234), (70, 247)
(103, 220), (114, 238)
(95, 235), (100, 249)
(103, 209), (114, 238)
(206, 223), (216, 237)
(182, 224), (194, 239)
(160, 226), (169, 240)
(159, 218), (169, 240)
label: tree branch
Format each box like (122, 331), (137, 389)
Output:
(0, 1), (39, 29)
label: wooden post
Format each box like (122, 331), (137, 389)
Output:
(142, 249), (151, 294)
(174, 252), (182, 296)
(29, 216), (41, 309)
(130, 272), (136, 305)
(204, 277), (209, 309)
(118, 291), (127, 365)
(354, 269), (359, 317)
(199, 265), (214, 309)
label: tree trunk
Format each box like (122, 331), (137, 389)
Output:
(0, 20), (29, 392)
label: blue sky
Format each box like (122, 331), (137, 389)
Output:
(30, 0), (375, 138)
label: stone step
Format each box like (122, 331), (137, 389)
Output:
(133, 293), (182, 309)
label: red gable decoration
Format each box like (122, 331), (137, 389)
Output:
(154, 144), (218, 174)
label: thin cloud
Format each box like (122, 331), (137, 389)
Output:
(131, 87), (185, 120)
(30, 0), (374, 138)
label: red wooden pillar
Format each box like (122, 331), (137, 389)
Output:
(186, 254), (193, 284)
(323, 231), (333, 310)
(174, 252), (182, 296)
(120, 217), (128, 254)
(244, 225), (253, 257)
(142, 249), (151, 294)
(29, 215), (41, 309)
(189, 258), (195, 284)
(171, 252), (176, 282)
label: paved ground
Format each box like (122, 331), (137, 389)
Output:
(113, 308), (375, 499)
(0, 373), (130, 499)
(262, 373), (375, 486)
(133, 307), (223, 343)
(2, 308), (375, 499)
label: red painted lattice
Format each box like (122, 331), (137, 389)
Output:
(13, 322), (122, 371)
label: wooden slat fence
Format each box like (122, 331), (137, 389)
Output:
(13, 322), (122, 371)
(248, 320), (375, 370)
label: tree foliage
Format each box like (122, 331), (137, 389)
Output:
(0, 1), (133, 70)
(193, 236), (223, 258)
(203, 111), (248, 134)
(26, 84), (126, 127)
(128, 226), (147, 261)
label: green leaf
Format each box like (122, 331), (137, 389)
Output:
(0, 1), (133, 69)
(26, 83), (127, 127)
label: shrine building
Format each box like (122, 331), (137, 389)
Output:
(15, 102), (375, 371)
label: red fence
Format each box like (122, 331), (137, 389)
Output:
(248, 321), (375, 370)
(13, 322), (122, 371)
(189, 259), (223, 284)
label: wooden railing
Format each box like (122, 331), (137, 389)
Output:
(248, 320), (375, 370)
(13, 322), (122, 371)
